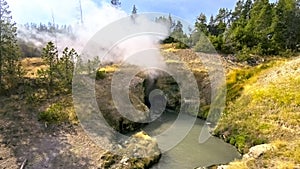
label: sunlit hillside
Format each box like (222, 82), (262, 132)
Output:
(215, 57), (300, 168)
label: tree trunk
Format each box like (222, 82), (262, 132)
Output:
(0, 20), (2, 92)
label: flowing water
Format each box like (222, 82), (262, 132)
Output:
(142, 111), (241, 169)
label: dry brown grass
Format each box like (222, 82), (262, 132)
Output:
(21, 57), (47, 78)
(160, 43), (179, 52)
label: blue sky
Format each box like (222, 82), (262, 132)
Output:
(7, 0), (277, 26)
(101, 0), (238, 23)
(7, 0), (237, 25)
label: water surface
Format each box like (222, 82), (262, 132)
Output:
(142, 112), (241, 169)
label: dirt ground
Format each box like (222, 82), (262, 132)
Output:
(0, 96), (106, 169)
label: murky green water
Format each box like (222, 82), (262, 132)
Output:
(142, 111), (241, 169)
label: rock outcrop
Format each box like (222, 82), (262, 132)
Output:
(100, 131), (161, 169)
(195, 144), (274, 169)
(242, 144), (274, 159)
(94, 49), (218, 135)
(95, 65), (150, 133)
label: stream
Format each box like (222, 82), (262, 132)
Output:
(141, 111), (241, 169)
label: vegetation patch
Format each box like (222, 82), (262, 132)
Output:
(226, 59), (283, 103)
(215, 57), (300, 168)
(96, 68), (107, 80)
(39, 97), (77, 124)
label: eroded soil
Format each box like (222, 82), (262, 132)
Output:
(0, 97), (106, 169)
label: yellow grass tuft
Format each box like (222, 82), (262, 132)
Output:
(99, 64), (119, 73)
(21, 57), (47, 78)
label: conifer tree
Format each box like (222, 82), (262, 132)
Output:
(40, 41), (58, 91)
(111, 0), (121, 8)
(132, 5), (137, 15)
(0, 0), (22, 93)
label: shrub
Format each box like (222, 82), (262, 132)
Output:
(39, 103), (67, 123)
(174, 42), (188, 49)
(39, 101), (77, 123)
(236, 46), (251, 62)
(96, 69), (106, 80)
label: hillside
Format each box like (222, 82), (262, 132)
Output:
(1, 49), (300, 169)
(215, 57), (300, 168)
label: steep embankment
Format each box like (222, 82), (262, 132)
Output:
(215, 57), (300, 168)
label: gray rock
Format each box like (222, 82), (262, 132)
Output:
(100, 131), (161, 169)
(243, 144), (274, 159)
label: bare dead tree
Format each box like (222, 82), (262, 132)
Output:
(78, 0), (84, 25)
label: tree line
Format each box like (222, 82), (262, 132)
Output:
(17, 22), (75, 58)
(165, 0), (300, 61)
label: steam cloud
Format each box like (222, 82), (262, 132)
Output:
(9, 0), (170, 67)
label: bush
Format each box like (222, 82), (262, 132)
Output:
(96, 69), (106, 80)
(236, 46), (251, 61)
(279, 49), (295, 58)
(39, 101), (77, 123)
(39, 103), (67, 123)
(174, 42), (188, 49)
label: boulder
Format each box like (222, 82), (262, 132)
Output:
(194, 164), (227, 169)
(242, 144), (274, 159)
(100, 131), (161, 169)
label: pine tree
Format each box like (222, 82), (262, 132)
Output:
(195, 13), (208, 35)
(40, 41), (58, 91)
(214, 8), (228, 35)
(132, 5), (137, 15)
(170, 21), (189, 48)
(0, 0), (22, 93)
(131, 5), (137, 22)
(226, 0), (253, 54)
(111, 0), (121, 8)
(272, 0), (300, 52)
(58, 47), (78, 91)
(245, 0), (273, 53)
(242, 0), (252, 20)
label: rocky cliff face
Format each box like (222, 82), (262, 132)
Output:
(95, 66), (149, 133)
(95, 49), (215, 134)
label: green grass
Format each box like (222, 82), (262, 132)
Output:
(226, 60), (282, 103)
(215, 57), (300, 168)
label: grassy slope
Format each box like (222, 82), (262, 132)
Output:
(215, 57), (300, 168)
(20, 57), (77, 124)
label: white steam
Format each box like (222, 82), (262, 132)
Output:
(16, 1), (127, 54)
(90, 15), (169, 68)
(10, 0), (169, 68)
